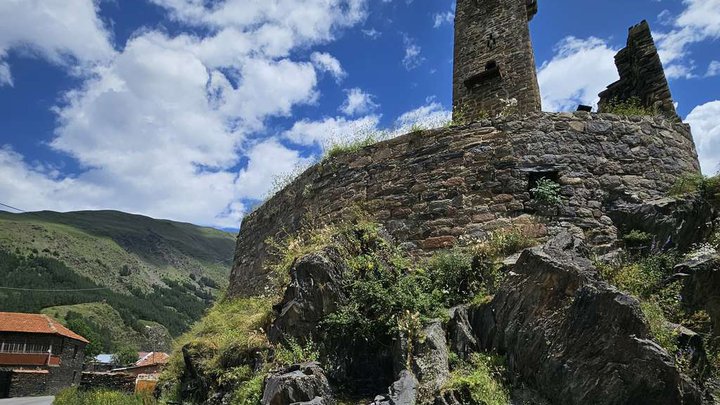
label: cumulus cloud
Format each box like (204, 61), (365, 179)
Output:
(311, 52), (346, 82)
(339, 88), (378, 116)
(655, 0), (720, 79)
(0, 0), (369, 228)
(283, 115), (381, 149)
(537, 37), (618, 112)
(393, 102), (451, 133)
(0, 0), (115, 86)
(686, 100), (720, 175)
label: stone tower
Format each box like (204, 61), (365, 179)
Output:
(452, 0), (542, 121)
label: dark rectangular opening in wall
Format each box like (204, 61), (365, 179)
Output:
(464, 62), (502, 89)
(0, 371), (10, 398)
(528, 170), (560, 197)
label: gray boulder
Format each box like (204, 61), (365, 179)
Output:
(262, 362), (335, 405)
(268, 247), (348, 344)
(392, 320), (449, 403)
(447, 305), (479, 359)
(475, 232), (702, 405)
(608, 196), (713, 252)
(676, 254), (720, 337)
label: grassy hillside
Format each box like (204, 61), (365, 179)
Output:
(0, 210), (236, 352)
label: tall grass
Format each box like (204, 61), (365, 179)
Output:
(54, 388), (156, 405)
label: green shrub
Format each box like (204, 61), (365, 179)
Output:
(159, 297), (272, 397)
(640, 300), (679, 355)
(603, 96), (658, 116)
(54, 388), (155, 405)
(442, 353), (509, 405)
(230, 373), (265, 405)
(669, 173), (720, 209)
(274, 337), (320, 366)
(530, 178), (562, 206)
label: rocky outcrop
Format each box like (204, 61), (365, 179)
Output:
(677, 254), (720, 337)
(261, 362), (335, 405)
(598, 20), (679, 119)
(447, 305), (479, 360)
(269, 246), (348, 344)
(474, 233), (702, 405)
(608, 195), (714, 252)
(391, 321), (449, 404)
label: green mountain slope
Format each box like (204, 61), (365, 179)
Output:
(0, 210), (236, 352)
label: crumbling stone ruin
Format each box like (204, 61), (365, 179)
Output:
(599, 20), (680, 120)
(452, 0), (542, 120)
(165, 2), (720, 405)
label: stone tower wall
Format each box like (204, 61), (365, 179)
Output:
(228, 113), (700, 297)
(453, 0), (542, 120)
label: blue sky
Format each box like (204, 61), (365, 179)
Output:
(0, 0), (718, 229)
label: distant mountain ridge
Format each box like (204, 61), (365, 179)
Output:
(0, 209), (236, 353)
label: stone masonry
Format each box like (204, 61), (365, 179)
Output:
(599, 21), (679, 120)
(228, 112), (700, 297)
(453, 0), (541, 120)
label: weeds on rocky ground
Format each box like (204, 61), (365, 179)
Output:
(54, 388), (156, 405)
(602, 96), (659, 116)
(163, 215), (539, 403)
(669, 173), (720, 210)
(441, 353), (510, 405)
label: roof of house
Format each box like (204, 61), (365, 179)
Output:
(0, 312), (89, 343)
(135, 351), (169, 367)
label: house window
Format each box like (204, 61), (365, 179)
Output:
(73, 345), (78, 359)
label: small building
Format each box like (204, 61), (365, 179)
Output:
(85, 354), (119, 372)
(111, 351), (169, 377)
(0, 312), (88, 398)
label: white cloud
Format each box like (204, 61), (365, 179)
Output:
(362, 28), (382, 39)
(402, 35), (424, 70)
(340, 88), (378, 116)
(686, 100), (720, 175)
(537, 37), (618, 112)
(655, 0), (720, 79)
(0, 0), (115, 86)
(0, 0), (369, 228)
(433, 11), (454, 28)
(283, 115), (381, 149)
(310, 52), (346, 82)
(151, 0), (367, 48)
(0, 61), (11, 87)
(706, 61), (720, 77)
(393, 102), (451, 133)
(234, 139), (312, 201)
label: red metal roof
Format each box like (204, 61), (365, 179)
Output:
(0, 312), (89, 343)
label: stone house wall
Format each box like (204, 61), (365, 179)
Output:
(0, 333), (86, 397)
(228, 112), (700, 297)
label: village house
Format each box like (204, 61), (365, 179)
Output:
(0, 312), (88, 398)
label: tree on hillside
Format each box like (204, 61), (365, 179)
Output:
(112, 345), (139, 367)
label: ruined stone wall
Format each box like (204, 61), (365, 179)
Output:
(228, 113), (700, 297)
(80, 372), (136, 393)
(599, 21), (679, 119)
(453, 0), (541, 120)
